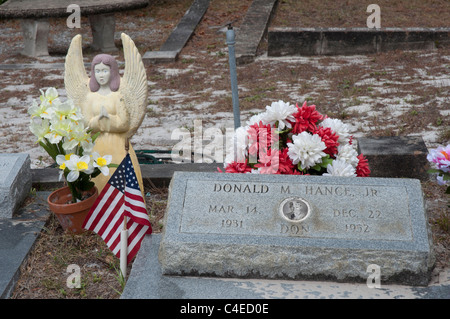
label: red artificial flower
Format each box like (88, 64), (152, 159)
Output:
(225, 160), (253, 174)
(278, 148), (296, 174)
(290, 101), (324, 134)
(356, 154), (370, 177)
(314, 126), (339, 156)
(254, 148), (280, 174)
(247, 121), (278, 156)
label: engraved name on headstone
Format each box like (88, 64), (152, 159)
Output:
(180, 180), (412, 242)
(159, 172), (435, 286)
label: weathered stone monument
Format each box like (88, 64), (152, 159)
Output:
(159, 171), (435, 286)
(0, 153), (32, 219)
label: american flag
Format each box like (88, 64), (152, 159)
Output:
(83, 154), (152, 264)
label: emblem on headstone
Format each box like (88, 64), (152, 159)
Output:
(279, 197), (311, 222)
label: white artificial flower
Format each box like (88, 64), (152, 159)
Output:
(336, 144), (359, 168)
(323, 159), (356, 177)
(40, 87), (59, 102)
(45, 116), (72, 144)
(287, 132), (326, 170)
(224, 126), (249, 164)
(262, 100), (296, 130)
(29, 117), (50, 143)
(28, 100), (53, 119)
(246, 112), (267, 126)
(65, 154), (94, 182)
(55, 153), (74, 181)
(92, 152), (112, 176)
(62, 122), (91, 152)
(320, 118), (351, 144)
(53, 99), (83, 122)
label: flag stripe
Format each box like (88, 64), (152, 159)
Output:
(83, 185), (116, 230)
(83, 154), (152, 265)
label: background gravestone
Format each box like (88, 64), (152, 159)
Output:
(159, 172), (435, 286)
(0, 153), (32, 218)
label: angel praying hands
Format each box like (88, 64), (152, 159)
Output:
(64, 33), (147, 194)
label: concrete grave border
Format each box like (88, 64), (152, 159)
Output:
(268, 27), (450, 57)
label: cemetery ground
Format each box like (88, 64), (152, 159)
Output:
(0, 0), (449, 298)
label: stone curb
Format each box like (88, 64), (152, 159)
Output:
(235, 0), (278, 65)
(268, 27), (450, 57)
(30, 136), (431, 188)
(143, 0), (210, 64)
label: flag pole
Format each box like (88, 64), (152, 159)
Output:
(120, 138), (130, 280)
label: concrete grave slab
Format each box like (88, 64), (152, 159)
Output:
(0, 154), (32, 219)
(158, 172), (435, 286)
(357, 136), (430, 180)
(122, 234), (449, 299)
(0, 191), (51, 299)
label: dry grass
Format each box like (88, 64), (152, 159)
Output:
(272, 0), (450, 28)
(11, 186), (168, 299)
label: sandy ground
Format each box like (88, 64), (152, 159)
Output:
(0, 1), (448, 169)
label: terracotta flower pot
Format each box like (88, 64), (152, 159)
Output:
(47, 186), (98, 234)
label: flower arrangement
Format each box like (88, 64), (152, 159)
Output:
(222, 100), (370, 177)
(427, 144), (450, 194)
(29, 87), (115, 203)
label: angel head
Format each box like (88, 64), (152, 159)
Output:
(89, 54), (120, 92)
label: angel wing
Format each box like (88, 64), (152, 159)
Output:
(119, 33), (148, 138)
(64, 34), (89, 113)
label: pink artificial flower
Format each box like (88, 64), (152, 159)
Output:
(427, 145), (450, 173)
(254, 148), (280, 174)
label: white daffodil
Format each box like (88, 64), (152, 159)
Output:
(28, 100), (54, 120)
(62, 122), (91, 151)
(40, 87), (59, 103)
(55, 153), (74, 181)
(46, 116), (73, 144)
(29, 117), (50, 143)
(65, 154), (94, 182)
(53, 99), (83, 122)
(323, 159), (356, 177)
(92, 152), (112, 176)
(287, 132), (327, 170)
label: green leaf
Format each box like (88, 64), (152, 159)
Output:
(91, 131), (101, 142)
(445, 186), (450, 194)
(427, 169), (441, 174)
(320, 155), (333, 168)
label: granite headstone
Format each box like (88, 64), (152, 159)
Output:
(158, 172), (435, 286)
(0, 153), (32, 218)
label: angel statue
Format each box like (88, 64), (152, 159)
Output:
(64, 33), (147, 195)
